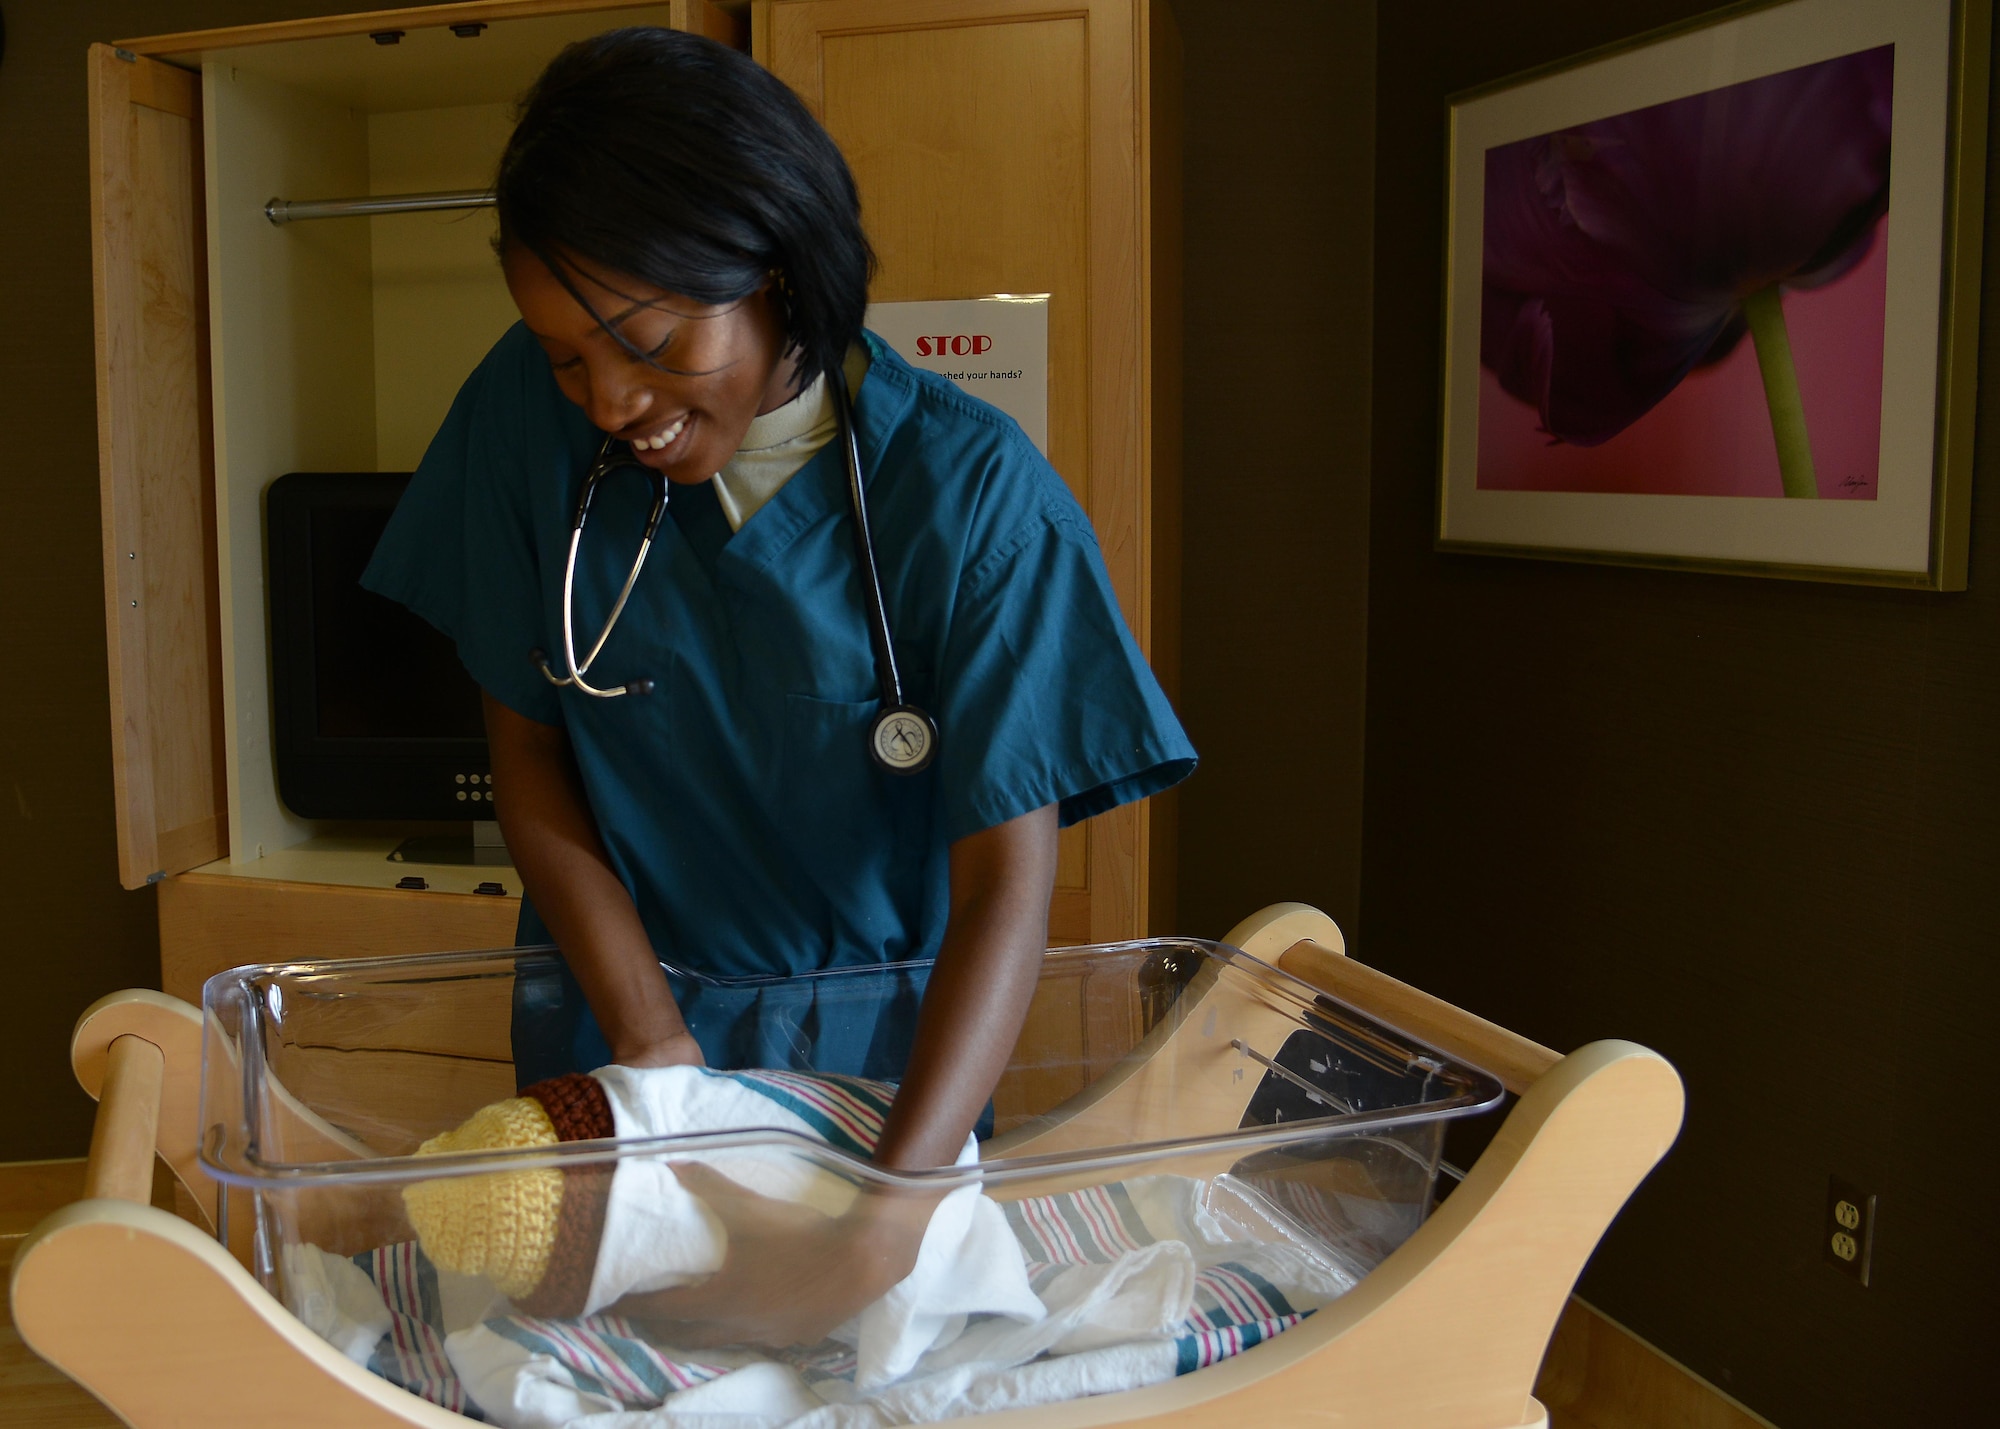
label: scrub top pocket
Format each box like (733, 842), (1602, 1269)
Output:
(780, 692), (938, 956)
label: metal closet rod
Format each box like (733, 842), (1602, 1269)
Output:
(265, 189), (495, 225)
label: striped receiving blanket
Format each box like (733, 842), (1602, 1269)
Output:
(291, 1174), (1355, 1428)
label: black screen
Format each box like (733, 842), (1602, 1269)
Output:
(309, 506), (483, 740)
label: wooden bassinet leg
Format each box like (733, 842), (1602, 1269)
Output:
(70, 989), (233, 1244)
(71, 987), (393, 1271)
(82, 1033), (164, 1204)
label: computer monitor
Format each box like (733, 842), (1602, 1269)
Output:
(267, 472), (491, 821)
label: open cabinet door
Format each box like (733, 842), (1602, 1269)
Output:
(88, 45), (228, 889)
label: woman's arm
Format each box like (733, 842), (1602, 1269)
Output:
(872, 801), (1060, 1169)
(614, 801), (1060, 1346)
(484, 692), (703, 1068)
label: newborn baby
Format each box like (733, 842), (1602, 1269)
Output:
(401, 1066), (1044, 1387)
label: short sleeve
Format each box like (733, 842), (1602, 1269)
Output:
(936, 509), (1196, 841)
(361, 332), (567, 727)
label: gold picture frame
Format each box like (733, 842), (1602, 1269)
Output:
(1436, 0), (1990, 589)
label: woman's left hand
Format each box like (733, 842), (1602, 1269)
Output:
(610, 1162), (936, 1348)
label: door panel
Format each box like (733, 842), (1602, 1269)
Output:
(89, 45), (228, 888)
(763, 0), (1158, 942)
(820, 17), (1090, 514)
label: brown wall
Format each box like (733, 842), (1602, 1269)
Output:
(0, 2), (357, 1160)
(1363, 2), (1997, 1423)
(1173, 0), (1375, 941)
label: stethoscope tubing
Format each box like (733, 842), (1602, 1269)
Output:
(832, 365), (904, 712)
(530, 365), (937, 772)
(540, 444), (667, 697)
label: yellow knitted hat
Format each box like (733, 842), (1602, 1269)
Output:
(402, 1097), (564, 1298)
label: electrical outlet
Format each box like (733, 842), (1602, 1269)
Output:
(1824, 1177), (1876, 1286)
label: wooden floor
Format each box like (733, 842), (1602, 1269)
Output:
(1539, 1298), (1779, 1429)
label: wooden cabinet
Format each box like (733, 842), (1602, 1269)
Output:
(89, 0), (1180, 986)
(156, 869), (522, 1003)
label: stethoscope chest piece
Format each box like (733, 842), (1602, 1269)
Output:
(870, 704), (938, 774)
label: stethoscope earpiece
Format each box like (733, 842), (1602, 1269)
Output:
(531, 368), (939, 774)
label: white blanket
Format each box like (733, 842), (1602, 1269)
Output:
(307, 1059), (1364, 1429)
(438, 1175), (1350, 1429)
(447, 1241), (1195, 1429)
(296, 1172), (1352, 1429)
(584, 1066), (1047, 1387)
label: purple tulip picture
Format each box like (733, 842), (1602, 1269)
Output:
(1478, 45), (1894, 500)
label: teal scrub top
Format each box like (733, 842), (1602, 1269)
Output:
(363, 326), (1195, 1072)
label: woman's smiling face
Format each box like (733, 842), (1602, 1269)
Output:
(504, 246), (801, 485)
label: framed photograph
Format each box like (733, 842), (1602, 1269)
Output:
(1437, 0), (1990, 588)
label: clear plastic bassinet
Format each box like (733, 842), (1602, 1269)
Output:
(197, 939), (1505, 1422)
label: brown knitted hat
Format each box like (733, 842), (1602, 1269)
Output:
(513, 1073), (616, 1318)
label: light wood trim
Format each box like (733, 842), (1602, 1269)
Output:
(750, 0), (776, 64)
(88, 40), (152, 886)
(1539, 1298), (1778, 1429)
(1141, 0), (1180, 933)
(1221, 900), (1346, 963)
(158, 872), (521, 1004)
(1280, 939), (1559, 1097)
(1087, 0), (1148, 946)
(157, 814), (227, 877)
(115, 0), (685, 55)
(1048, 887), (1092, 944)
(89, 44), (228, 889)
(128, 57), (198, 117)
(82, 1037), (165, 1205)
(673, 0), (750, 47)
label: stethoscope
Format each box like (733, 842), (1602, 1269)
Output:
(530, 368), (939, 774)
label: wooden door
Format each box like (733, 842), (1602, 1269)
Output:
(759, 0), (1180, 943)
(88, 45), (228, 890)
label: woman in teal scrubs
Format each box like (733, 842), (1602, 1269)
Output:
(363, 27), (1193, 1341)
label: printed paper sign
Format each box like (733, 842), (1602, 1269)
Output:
(865, 296), (1050, 456)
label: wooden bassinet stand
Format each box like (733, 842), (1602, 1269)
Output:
(10, 904), (1682, 1428)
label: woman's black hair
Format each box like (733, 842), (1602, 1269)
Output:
(496, 27), (874, 393)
